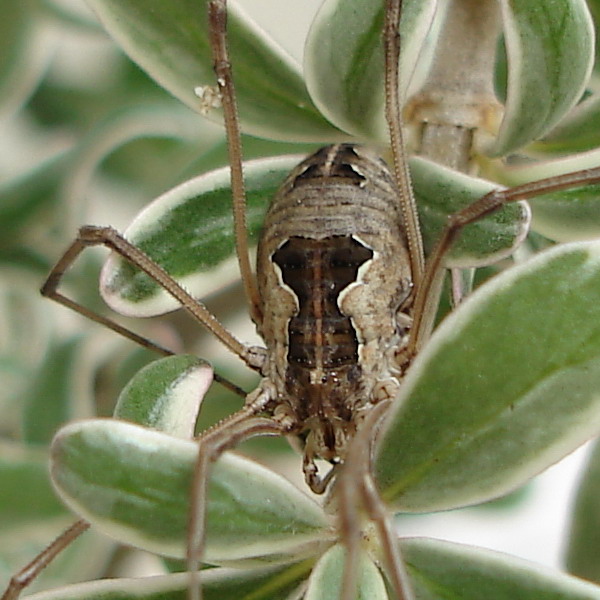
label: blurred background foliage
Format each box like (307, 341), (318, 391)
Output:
(4, 0), (600, 596)
(0, 0), (292, 443)
(0, 0), (267, 592)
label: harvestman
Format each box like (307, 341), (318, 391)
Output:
(5, 1), (600, 599)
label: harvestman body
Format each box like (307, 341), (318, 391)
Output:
(257, 144), (412, 491)
(5, 0), (600, 599)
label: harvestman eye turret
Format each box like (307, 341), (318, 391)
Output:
(4, 1), (600, 600)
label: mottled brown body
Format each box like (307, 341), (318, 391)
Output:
(256, 144), (412, 488)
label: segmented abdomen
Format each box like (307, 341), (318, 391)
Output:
(272, 236), (373, 372)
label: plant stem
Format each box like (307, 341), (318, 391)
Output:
(408, 0), (503, 172)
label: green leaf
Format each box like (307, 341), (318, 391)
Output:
(51, 419), (331, 563)
(0, 519), (114, 599)
(498, 151), (600, 243)
(375, 241), (600, 511)
(0, 270), (52, 428)
(85, 0), (340, 142)
(62, 103), (213, 215)
(0, 0), (53, 116)
(536, 96), (600, 154)
(304, 544), (388, 600)
(0, 152), (67, 242)
(0, 441), (115, 596)
(100, 155), (301, 317)
(304, 0), (437, 143)
(588, 0), (600, 72)
(565, 439), (600, 583)
(410, 156), (530, 267)
(114, 355), (213, 439)
(404, 537), (600, 599)
(0, 442), (66, 526)
(529, 184), (600, 243)
(181, 134), (320, 181)
(490, 0), (594, 155)
(39, 0), (103, 32)
(23, 561), (313, 600)
(22, 336), (91, 445)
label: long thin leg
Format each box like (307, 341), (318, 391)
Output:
(407, 167), (600, 355)
(361, 474), (414, 600)
(361, 399), (416, 600)
(338, 471), (362, 600)
(41, 225), (265, 372)
(42, 229), (248, 397)
(1, 520), (90, 600)
(208, 0), (262, 325)
(186, 387), (286, 600)
(41, 234), (174, 357)
(384, 0), (425, 289)
(336, 400), (413, 600)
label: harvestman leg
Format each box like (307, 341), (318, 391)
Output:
(406, 166), (600, 356)
(1, 401), (285, 600)
(38, 227), (282, 600)
(207, 0), (262, 325)
(43, 228), (279, 600)
(361, 169), (600, 598)
(1, 521), (90, 600)
(336, 399), (415, 600)
(186, 398), (288, 600)
(41, 227), (253, 396)
(41, 225), (264, 370)
(384, 0), (425, 289)
(181, 3), (287, 600)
